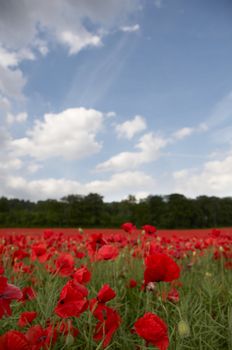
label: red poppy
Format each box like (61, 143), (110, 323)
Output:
(55, 253), (75, 277)
(20, 286), (36, 303)
(73, 265), (91, 284)
(121, 222), (136, 234)
(18, 311), (37, 327)
(0, 276), (22, 319)
(87, 234), (106, 253)
(97, 284), (116, 303)
(96, 245), (119, 260)
(144, 253), (180, 285)
(134, 312), (169, 350)
(90, 300), (121, 348)
(167, 288), (179, 303)
(55, 280), (88, 318)
(26, 324), (57, 349)
(142, 225), (157, 235)
(31, 243), (48, 263)
(0, 330), (30, 350)
(128, 279), (137, 288)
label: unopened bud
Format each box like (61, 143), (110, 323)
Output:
(178, 320), (190, 338)
(65, 334), (74, 346)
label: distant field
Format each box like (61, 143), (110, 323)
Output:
(1, 226), (232, 238)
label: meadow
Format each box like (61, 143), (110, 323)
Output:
(0, 225), (231, 349)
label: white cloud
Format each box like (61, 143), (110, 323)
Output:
(0, 0), (140, 51)
(11, 107), (104, 160)
(0, 0), (140, 108)
(172, 127), (194, 140)
(0, 171), (155, 201)
(59, 30), (102, 55)
(0, 96), (11, 112)
(206, 91), (232, 128)
(120, 24), (140, 33)
(0, 65), (26, 100)
(6, 112), (27, 124)
(115, 115), (147, 139)
(96, 132), (168, 171)
(173, 152), (232, 197)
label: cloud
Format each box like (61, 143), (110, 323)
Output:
(0, 0), (140, 51)
(0, 0), (140, 109)
(6, 112), (28, 124)
(115, 115), (147, 139)
(172, 127), (194, 140)
(0, 65), (26, 100)
(120, 24), (140, 33)
(96, 132), (168, 171)
(0, 171), (155, 201)
(173, 152), (232, 197)
(11, 107), (104, 160)
(59, 30), (102, 55)
(206, 91), (232, 128)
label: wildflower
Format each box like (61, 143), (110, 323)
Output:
(97, 284), (116, 303)
(0, 330), (30, 350)
(18, 311), (37, 327)
(0, 276), (22, 319)
(26, 324), (57, 349)
(73, 265), (91, 284)
(55, 280), (88, 318)
(96, 245), (119, 261)
(142, 225), (157, 235)
(144, 253), (180, 285)
(134, 312), (169, 349)
(121, 222), (136, 234)
(55, 253), (75, 277)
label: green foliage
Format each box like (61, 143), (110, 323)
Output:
(1, 250), (231, 349)
(1, 193), (232, 228)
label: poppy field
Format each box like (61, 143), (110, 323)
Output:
(0, 225), (231, 349)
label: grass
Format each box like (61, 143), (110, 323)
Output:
(0, 232), (232, 349)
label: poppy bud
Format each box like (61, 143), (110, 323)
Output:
(178, 320), (190, 338)
(65, 334), (74, 346)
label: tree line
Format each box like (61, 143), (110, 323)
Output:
(0, 193), (232, 229)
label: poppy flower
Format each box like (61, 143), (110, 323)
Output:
(20, 286), (36, 303)
(142, 225), (157, 235)
(55, 280), (88, 318)
(0, 276), (22, 319)
(128, 279), (137, 288)
(31, 243), (48, 263)
(55, 253), (75, 277)
(73, 265), (91, 284)
(96, 245), (119, 260)
(0, 330), (30, 350)
(134, 312), (169, 350)
(90, 300), (121, 348)
(121, 222), (136, 234)
(144, 253), (180, 285)
(167, 288), (179, 303)
(26, 324), (57, 350)
(18, 311), (37, 327)
(97, 284), (116, 303)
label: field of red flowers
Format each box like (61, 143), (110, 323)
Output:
(0, 224), (231, 349)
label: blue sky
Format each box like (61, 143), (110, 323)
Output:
(1, 0), (232, 201)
